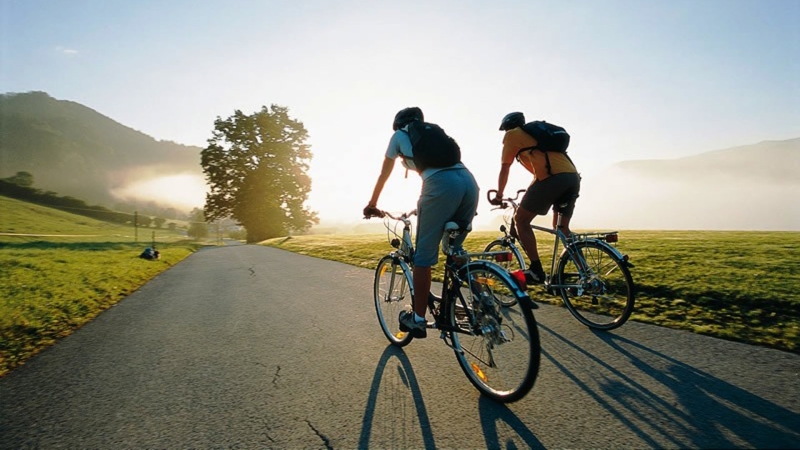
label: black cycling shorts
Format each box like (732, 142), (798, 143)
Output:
(520, 172), (581, 217)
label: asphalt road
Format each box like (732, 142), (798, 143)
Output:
(1, 244), (798, 449)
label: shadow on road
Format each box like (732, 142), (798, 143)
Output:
(597, 332), (800, 449)
(359, 344), (544, 449)
(538, 323), (800, 449)
(477, 396), (545, 449)
(358, 345), (437, 449)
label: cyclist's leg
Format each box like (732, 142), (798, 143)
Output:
(412, 265), (432, 318)
(552, 173), (581, 237)
(414, 174), (457, 318)
(448, 169), (480, 251)
(517, 184), (549, 264)
(519, 177), (571, 281)
(514, 205), (539, 260)
(413, 168), (478, 316)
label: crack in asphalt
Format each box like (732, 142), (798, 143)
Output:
(272, 365), (281, 386)
(306, 420), (333, 450)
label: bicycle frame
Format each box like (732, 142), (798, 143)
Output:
(379, 214), (531, 335)
(488, 189), (631, 289)
(436, 224), (533, 329)
(369, 210), (541, 402)
(535, 217), (634, 292)
(382, 210), (415, 264)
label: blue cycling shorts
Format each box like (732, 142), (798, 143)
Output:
(413, 168), (480, 267)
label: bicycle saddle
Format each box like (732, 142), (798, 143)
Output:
(441, 222), (472, 256)
(444, 221), (472, 235)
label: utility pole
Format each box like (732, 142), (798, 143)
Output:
(134, 211), (138, 242)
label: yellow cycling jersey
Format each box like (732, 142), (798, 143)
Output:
(501, 127), (577, 180)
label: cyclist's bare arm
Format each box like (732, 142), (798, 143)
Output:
(367, 156), (396, 208)
(494, 163), (512, 201)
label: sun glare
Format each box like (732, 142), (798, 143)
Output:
(111, 174), (207, 211)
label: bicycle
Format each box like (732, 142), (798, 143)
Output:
(483, 189), (636, 330)
(368, 209), (541, 403)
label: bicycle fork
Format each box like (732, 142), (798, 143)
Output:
(386, 262), (409, 303)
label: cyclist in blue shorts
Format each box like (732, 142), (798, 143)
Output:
(364, 107), (480, 338)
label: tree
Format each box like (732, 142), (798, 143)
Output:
(201, 105), (318, 242)
(138, 215), (153, 228)
(3, 171), (34, 187)
(187, 208), (208, 239)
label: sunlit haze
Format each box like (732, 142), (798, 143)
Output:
(1, 0), (798, 230)
(110, 174), (208, 211)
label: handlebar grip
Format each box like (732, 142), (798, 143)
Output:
(363, 206), (385, 219)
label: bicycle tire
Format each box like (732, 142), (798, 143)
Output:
(374, 255), (414, 346)
(481, 239), (526, 307)
(556, 240), (635, 330)
(448, 261), (540, 403)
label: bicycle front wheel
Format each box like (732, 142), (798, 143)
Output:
(556, 240), (635, 330)
(481, 239), (526, 307)
(374, 255), (414, 347)
(449, 262), (540, 403)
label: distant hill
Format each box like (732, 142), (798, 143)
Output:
(615, 138), (800, 184)
(0, 91), (203, 210)
(577, 138), (800, 231)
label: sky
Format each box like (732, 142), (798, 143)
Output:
(1, 0), (799, 230)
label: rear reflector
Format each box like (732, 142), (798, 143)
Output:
(495, 252), (513, 262)
(605, 233), (618, 243)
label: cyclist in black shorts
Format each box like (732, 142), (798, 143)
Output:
(489, 112), (581, 285)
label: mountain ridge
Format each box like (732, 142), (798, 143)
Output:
(614, 137), (799, 184)
(0, 91), (203, 210)
(577, 137), (799, 231)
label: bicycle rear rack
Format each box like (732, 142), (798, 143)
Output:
(571, 231), (619, 243)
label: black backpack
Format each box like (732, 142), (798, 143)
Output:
(520, 121), (570, 153)
(402, 121), (461, 172)
(516, 120), (572, 174)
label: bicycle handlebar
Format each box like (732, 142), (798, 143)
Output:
(487, 189), (526, 209)
(383, 209), (417, 221)
(363, 208), (417, 221)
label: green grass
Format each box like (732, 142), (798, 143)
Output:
(263, 229), (800, 354)
(0, 195), (203, 376)
(3, 192), (798, 378)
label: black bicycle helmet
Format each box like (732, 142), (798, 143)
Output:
(499, 111), (525, 131)
(393, 107), (424, 131)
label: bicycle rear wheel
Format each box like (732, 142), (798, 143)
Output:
(481, 239), (526, 307)
(374, 255), (414, 346)
(556, 240), (635, 330)
(449, 262), (540, 403)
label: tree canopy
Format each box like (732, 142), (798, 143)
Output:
(201, 105), (318, 242)
(3, 171), (34, 187)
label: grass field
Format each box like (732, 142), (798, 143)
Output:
(262, 228), (800, 354)
(0, 196), (202, 377)
(2, 193), (798, 378)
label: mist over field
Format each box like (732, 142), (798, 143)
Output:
(2, 92), (798, 232)
(578, 166), (798, 232)
(316, 138), (800, 233)
(577, 138), (800, 231)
